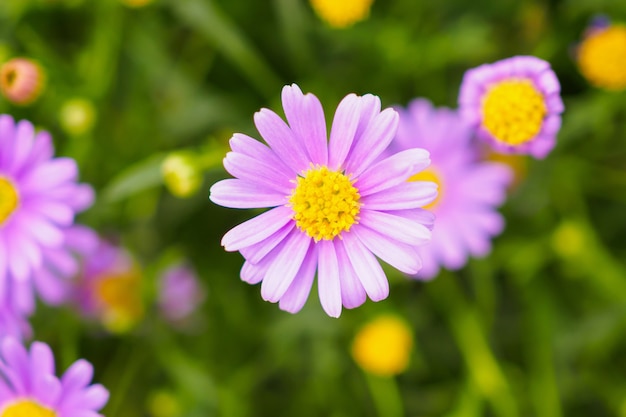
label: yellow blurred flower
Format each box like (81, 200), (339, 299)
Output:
(310, 0), (374, 28)
(577, 24), (626, 91)
(161, 152), (202, 198)
(351, 315), (413, 376)
(59, 98), (97, 136)
(0, 57), (45, 105)
(119, 0), (154, 8)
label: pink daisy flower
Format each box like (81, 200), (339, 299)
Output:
(0, 115), (93, 314)
(74, 238), (144, 333)
(210, 84), (437, 317)
(157, 263), (205, 325)
(458, 56), (564, 158)
(392, 99), (513, 279)
(0, 337), (109, 417)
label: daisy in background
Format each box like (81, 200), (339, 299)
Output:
(74, 238), (144, 333)
(0, 337), (109, 417)
(210, 84), (437, 317)
(575, 16), (626, 91)
(459, 56), (563, 159)
(157, 263), (206, 327)
(0, 115), (93, 315)
(391, 99), (513, 279)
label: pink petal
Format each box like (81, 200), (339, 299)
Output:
(210, 179), (288, 209)
(254, 109), (310, 174)
(221, 206), (293, 252)
(281, 84), (328, 166)
(356, 148), (431, 196)
(317, 240), (342, 317)
(328, 94), (361, 170)
(260, 229), (311, 303)
(341, 232), (388, 302)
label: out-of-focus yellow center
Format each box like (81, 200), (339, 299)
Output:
(0, 177), (19, 225)
(289, 166), (360, 241)
(351, 315), (413, 377)
(0, 399), (57, 417)
(577, 25), (626, 91)
(94, 270), (144, 333)
(310, 0), (374, 28)
(409, 167), (442, 210)
(481, 79), (547, 146)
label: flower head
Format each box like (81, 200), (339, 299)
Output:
(351, 315), (413, 376)
(310, 0), (374, 28)
(0, 337), (109, 417)
(576, 20), (626, 90)
(0, 115), (93, 315)
(0, 58), (45, 105)
(392, 99), (513, 279)
(75, 238), (144, 333)
(59, 98), (97, 136)
(157, 263), (205, 324)
(161, 151), (203, 198)
(459, 56), (563, 159)
(210, 84), (436, 317)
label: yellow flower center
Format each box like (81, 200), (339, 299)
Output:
(289, 166), (361, 241)
(0, 177), (19, 225)
(481, 79), (547, 146)
(577, 25), (626, 90)
(310, 0), (374, 28)
(0, 399), (57, 417)
(94, 270), (144, 333)
(408, 167), (442, 210)
(351, 315), (413, 377)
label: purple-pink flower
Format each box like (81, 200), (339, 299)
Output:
(0, 337), (109, 417)
(392, 99), (513, 279)
(458, 56), (564, 158)
(210, 84), (437, 317)
(0, 115), (93, 315)
(73, 238), (144, 333)
(158, 263), (205, 324)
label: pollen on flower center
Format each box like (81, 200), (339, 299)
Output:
(481, 79), (547, 146)
(289, 166), (361, 241)
(409, 167), (442, 210)
(0, 399), (57, 417)
(0, 176), (19, 225)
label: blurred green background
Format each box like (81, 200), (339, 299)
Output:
(2, 0), (626, 416)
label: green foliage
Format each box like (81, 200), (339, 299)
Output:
(3, 0), (626, 416)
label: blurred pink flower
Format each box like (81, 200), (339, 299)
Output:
(392, 99), (513, 279)
(158, 263), (205, 324)
(0, 115), (93, 315)
(0, 58), (45, 105)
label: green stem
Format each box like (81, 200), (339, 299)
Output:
(428, 273), (519, 417)
(363, 373), (404, 417)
